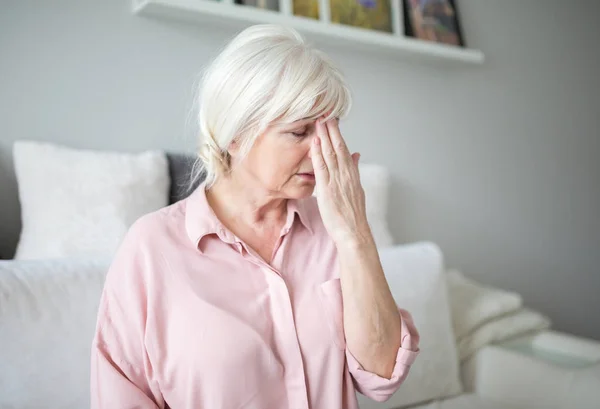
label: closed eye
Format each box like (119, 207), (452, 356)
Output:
(285, 121), (314, 138)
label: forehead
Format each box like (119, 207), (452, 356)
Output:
(276, 117), (316, 130)
(285, 95), (339, 122)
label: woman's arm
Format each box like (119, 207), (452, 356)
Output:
(336, 235), (402, 378)
(90, 222), (165, 409)
(310, 117), (419, 381)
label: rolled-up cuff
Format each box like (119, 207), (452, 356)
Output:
(346, 308), (420, 402)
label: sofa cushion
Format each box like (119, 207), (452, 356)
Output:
(0, 258), (110, 409)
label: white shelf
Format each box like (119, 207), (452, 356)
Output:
(132, 0), (485, 66)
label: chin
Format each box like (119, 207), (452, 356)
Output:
(286, 184), (315, 200)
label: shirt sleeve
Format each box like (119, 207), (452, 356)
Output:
(346, 308), (420, 403)
(90, 221), (165, 409)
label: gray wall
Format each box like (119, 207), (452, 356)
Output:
(1, 1), (599, 339)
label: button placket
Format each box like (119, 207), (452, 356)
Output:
(239, 233), (309, 407)
(264, 272), (310, 409)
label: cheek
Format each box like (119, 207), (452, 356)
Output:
(245, 152), (289, 183)
(277, 146), (309, 172)
(244, 136), (310, 186)
(263, 156), (295, 182)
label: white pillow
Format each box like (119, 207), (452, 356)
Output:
(0, 258), (110, 409)
(357, 242), (463, 409)
(13, 140), (169, 260)
(359, 163), (394, 248)
(446, 269), (523, 340)
(457, 307), (551, 361)
(313, 163), (394, 248)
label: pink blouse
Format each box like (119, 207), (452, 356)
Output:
(90, 183), (419, 409)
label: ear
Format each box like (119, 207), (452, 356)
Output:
(228, 139), (239, 157)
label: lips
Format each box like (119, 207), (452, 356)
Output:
(296, 172), (316, 181)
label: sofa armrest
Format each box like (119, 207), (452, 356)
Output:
(460, 330), (600, 409)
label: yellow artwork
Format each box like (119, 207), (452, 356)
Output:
(293, 0), (392, 31)
(330, 0), (392, 32)
(293, 0), (319, 19)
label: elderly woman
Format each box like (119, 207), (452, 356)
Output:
(91, 24), (419, 409)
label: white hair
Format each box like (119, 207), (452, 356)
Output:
(191, 23), (353, 188)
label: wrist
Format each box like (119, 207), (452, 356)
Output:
(334, 228), (376, 253)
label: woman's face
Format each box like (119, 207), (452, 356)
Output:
(231, 118), (318, 199)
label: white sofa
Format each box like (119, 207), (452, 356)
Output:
(1, 248), (599, 409)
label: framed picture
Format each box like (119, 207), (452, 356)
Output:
(293, 0), (319, 19)
(234, 0), (279, 12)
(403, 0), (464, 46)
(330, 0), (393, 33)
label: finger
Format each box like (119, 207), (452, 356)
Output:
(310, 134), (329, 185)
(316, 118), (338, 171)
(326, 118), (350, 158)
(351, 152), (360, 168)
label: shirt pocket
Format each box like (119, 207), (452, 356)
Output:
(317, 278), (346, 351)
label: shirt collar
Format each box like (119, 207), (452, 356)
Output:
(184, 182), (313, 252)
(284, 194), (314, 235)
